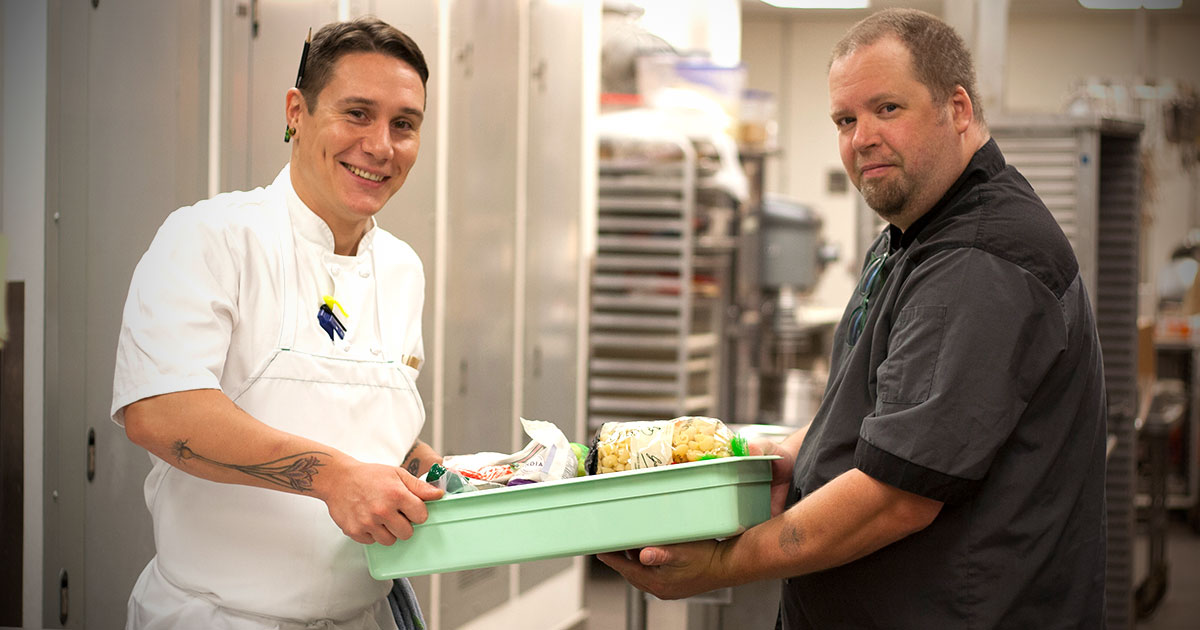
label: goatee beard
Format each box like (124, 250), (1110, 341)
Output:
(860, 178), (908, 221)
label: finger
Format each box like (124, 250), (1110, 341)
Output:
(639, 547), (670, 566)
(771, 486), (788, 517)
(392, 483), (433, 526)
(747, 438), (772, 457)
(373, 524), (399, 547)
(379, 514), (412, 544)
(598, 552), (668, 598)
(401, 469), (445, 503)
(772, 461), (794, 486)
(597, 551), (643, 575)
(349, 531), (376, 545)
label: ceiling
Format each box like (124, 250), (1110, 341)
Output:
(740, 0), (1198, 19)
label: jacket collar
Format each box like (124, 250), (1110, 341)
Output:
(276, 164), (378, 255)
(893, 137), (1003, 249)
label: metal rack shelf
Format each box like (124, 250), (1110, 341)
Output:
(588, 134), (724, 431)
(993, 114), (1144, 630)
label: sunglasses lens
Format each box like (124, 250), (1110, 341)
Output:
(848, 306), (865, 345)
(848, 235), (890, 347)
(858, 255), (884, 294)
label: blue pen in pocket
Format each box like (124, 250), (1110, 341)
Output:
(317, 303), (347, 342)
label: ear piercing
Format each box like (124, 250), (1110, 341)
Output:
(284, 126), (296, 142)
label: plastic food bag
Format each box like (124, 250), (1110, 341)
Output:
(586, 416), (745, 474)
(421, 463), (478, 495)
(441, 418), (580, 486)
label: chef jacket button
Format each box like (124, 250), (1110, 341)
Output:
(358, 266), (371, 278)
(370, 345), (382, 355)
(341, 344), (352, 353)
(330, 263), (341, 276)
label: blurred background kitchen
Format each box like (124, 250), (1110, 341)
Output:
(2, 0), (1199, 628)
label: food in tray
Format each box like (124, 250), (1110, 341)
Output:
(570, 442), (589, 477)
(421, 463), (490, 494)
(434, 419), (585, 494)
(586, 416), (747, 474)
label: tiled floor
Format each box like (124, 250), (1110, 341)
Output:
(582, 514), (1200, 629)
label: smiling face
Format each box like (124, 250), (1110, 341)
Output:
(829, 35), (975, 229)
(286, 51), (425, 252)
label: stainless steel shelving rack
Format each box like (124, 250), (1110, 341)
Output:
(993, 114), (1144, 630)
(588, 135), (724, 431)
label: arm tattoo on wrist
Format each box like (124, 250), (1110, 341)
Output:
(402, 442), (421, 476)
(171, 439), (329, 492)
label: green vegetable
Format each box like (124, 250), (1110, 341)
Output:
(570, 442), (590, 476)
(730, 434), (749, 457)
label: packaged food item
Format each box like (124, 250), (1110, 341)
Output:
(569, 442), (590, 477)
(586, 416), (745, 475)
(507, 419), (580, 485)
(441, 418), (580, 487)
(421, 463), (477, 495)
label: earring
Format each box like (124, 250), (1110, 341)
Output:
(283, 126), (296, 142)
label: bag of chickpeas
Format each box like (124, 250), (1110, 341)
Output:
(585, 416), (742, 475)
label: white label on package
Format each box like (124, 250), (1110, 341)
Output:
(616, 421), (674, 470)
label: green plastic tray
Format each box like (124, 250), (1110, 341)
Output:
(364, 455), (776, 579)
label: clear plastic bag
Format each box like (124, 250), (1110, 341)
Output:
(588, 416), (744, 474)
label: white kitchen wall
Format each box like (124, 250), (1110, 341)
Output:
(638, 0), (742, 65)
(744, 7), (1200, 312)
(1006, 11), (1200, 302)
(743, 15), (860, 312)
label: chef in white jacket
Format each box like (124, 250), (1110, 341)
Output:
(111, 16), (443, 630)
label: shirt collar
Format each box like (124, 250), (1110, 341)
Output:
(275, 163), (378, 254)
(895, 137), (1003, 249)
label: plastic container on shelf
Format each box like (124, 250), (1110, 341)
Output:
(364, 455), (775, 579)
(739, 88), (778, 151)
(636, 54), (746, 128)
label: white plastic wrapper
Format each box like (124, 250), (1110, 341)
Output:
(442, 418), (578, 486)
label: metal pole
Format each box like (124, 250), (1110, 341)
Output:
(625, 583), (646, 630)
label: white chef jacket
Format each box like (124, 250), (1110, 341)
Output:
(111, 165), (426, 629)
(112, 164), (425, 423)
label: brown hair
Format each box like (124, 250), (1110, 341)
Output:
(830, 8), (983, 123)
(299, 15), (428, 112)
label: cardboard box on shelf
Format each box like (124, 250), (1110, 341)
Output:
(1138, 317), (1156, 421)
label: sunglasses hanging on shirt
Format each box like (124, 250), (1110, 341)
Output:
(846, 231), (892, 347)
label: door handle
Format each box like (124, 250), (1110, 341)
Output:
(532, 345), (543, 378)
(59, 569), (69, 624)
(87, 428), (96, 482)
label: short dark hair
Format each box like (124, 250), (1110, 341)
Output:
(830, 8), (984, 124)
(299, 16), (428, 113)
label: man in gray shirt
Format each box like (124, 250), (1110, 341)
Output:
(600, 9), (1107, 628)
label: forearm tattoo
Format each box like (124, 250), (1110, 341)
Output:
(779, 523), (807, 550)
(171, 439), (329, 492)
(403, 442), (421, 476)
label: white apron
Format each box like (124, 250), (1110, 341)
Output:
(128, 192), (424, 629)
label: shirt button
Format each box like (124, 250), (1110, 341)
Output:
(330, 263), (341, 276)
(358, 266), (371, 278)
(370, 345), (382, 356)
(341, 343), (352, 353)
